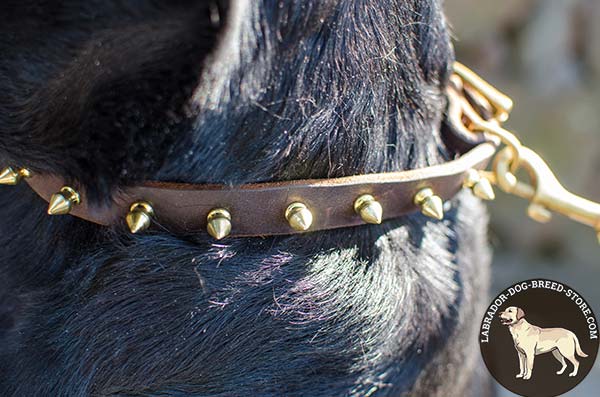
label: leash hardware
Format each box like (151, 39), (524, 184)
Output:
(493, 146), (600, 242)
(448, 69), (522, 173)
(450, 62), (600, 243)
(453, 62), (514, 123)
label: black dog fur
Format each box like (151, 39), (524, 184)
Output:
(0, 1), (494, 396)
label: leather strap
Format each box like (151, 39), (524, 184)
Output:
(25, 142), (496, 236)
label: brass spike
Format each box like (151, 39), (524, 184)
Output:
(285, 202), (313, 231)
(206, 208), (232, 240)
(0, 167), (31, 185)
(0, 167), (19, 185)
(473, 178), (496, 201)
(47, 186), (81, 215)
(414, 188), (444, 220)
(19, 168), (32, 178)
(354, 194), (383, 224)
(126, 202), (154, 234)
(464, 169), (495, 201)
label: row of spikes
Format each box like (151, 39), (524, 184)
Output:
(0, 166), (495, 239)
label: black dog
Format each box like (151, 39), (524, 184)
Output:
(0, 1), (494, 396)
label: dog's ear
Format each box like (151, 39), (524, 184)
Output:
(0, 0), (234, 202)
(516, 308), (525, 320)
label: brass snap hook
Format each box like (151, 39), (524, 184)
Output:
(493, 146), (600, 240)
(449, 62), (600, 244)
(448, 63), (523, 174)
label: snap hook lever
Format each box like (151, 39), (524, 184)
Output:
(493, 146), (600, 241)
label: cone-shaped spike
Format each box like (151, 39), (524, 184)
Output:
(127, 211), (151, 234)
(360, 202), (383, 224)
(285, 202), (313, 231)
(48, 193), (72, 215)
(414, 188), (444, 220)
(464, 169), (495, 201)
(126, 202), (154, 234)
(47, 186), (80, 215)
(0, 167), (20, 185)
(354, 194), (383, 224)
(207, 208), (232, 240)
(207, 217), (231, 240)
(421, 196), (444, 220)
(473, 178), (495, 201)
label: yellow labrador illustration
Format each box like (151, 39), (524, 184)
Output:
(499, 306), (588, 380)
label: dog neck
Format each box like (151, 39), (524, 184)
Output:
(509, 318), (530, 330)
(155, 1), (454, 191)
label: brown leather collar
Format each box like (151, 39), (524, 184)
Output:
(7, 63), (599, 241)
(24, 142), (496, 237)
(13, 63), (502, 238)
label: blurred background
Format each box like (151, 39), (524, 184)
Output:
(446, 0), (599, 395)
